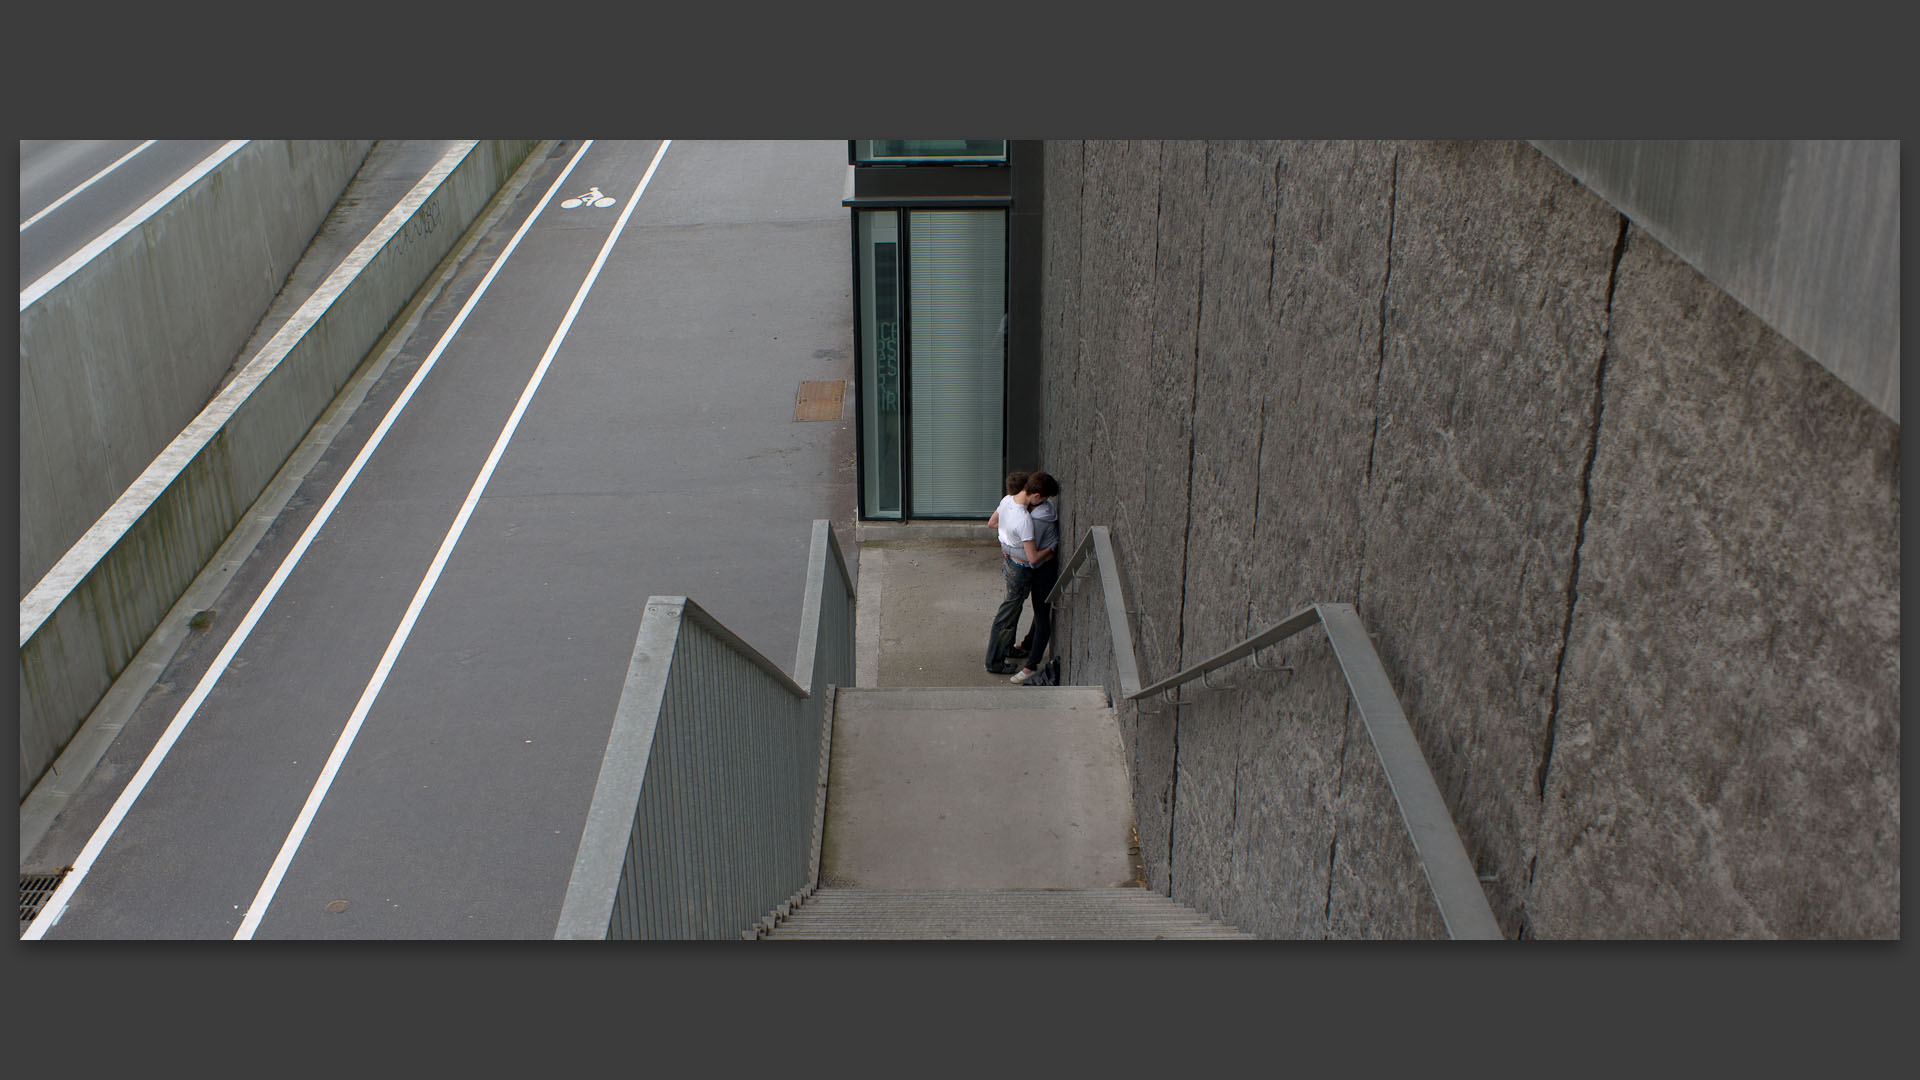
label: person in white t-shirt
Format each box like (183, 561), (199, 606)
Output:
(985, 471), (1048, 673)
(987, 471), (1029, 552)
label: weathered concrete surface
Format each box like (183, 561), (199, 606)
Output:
(1039, 138), (1899, 939)
(854, 537), (1026, 688)
(1533, 235), (1901, 939)
(1355, 141), (1624, 936)
(1168, 141), (1286, 928)
(19, 140), (373, 589)
(1250, 142), (1399, 938)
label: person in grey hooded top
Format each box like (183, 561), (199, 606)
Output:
(1010, 471), (1061, 684)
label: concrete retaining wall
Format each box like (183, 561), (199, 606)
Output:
(19, 140), (541, 795)
(20, 140), (374, 589)
(1040, 140), (1898, 939)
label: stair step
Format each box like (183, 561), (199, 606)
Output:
(836, 686), (1110, 712)
(761, 888), (1255, 940)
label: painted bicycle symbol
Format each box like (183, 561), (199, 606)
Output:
(561, 186), (617, 209)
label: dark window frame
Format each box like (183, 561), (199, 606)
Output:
(849, 204), (1013, 521)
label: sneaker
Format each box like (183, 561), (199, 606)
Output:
(986, 664), (1019, 675)
(1007, 644), (1029, 659)
(1010, 668), (1036, 684)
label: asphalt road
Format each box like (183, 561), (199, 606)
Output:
(26, 139), (859, 938)
(18, 139), (233, 289)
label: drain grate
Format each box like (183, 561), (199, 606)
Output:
(21, 871), (70, 931)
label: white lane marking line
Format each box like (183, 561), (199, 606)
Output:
(20, 141), (598, 941)
(233, 140), (673, 940)
(21, 140), (247, 310)
(19, 140), (157, 232)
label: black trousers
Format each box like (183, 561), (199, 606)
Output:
(1023, 558), (1058, 665)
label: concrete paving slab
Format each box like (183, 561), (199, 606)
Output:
(821, 686), (1139, 890)
(855, 527), (1050, 688)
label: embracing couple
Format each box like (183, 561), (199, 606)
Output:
(985, 469), (1062, 683)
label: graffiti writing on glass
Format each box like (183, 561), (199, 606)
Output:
(876, 319), (899, 414)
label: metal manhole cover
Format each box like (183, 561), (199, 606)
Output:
(21, 871), (70, 930)
(794, 380), (846, 421)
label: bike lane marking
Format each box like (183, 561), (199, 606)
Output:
(233, 140), (674, 939)
(21, 141), (599, 941)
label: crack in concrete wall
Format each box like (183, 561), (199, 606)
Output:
(1538, 214), (1632, 805)
(1323, 144), (1403, 928)
(1361, 149), (1400, 499)
(1246, 393), (1268, 572)
(1163, 143), (1215, 898)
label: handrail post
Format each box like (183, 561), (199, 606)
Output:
(792, 518), (839, 689)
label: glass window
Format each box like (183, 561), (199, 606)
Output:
(907, 209), (1005, 517)
(857, 211), (904, 518)
(855, 208), (1008, 519)
(853, 140), (1008, 165)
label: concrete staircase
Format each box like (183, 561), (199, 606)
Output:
(758, 685), (1251, 941)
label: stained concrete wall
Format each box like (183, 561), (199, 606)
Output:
(20, 140), (374, 591)
(19, 141), (542, 795)
(1040, 140), (1898, 939)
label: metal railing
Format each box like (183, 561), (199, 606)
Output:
(1046, 526), (1503, 940)
(554, 520), (855, 939)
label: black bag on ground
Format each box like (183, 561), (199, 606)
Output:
(1023, 657), (1061, 687)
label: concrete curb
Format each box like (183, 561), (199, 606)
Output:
(18, 140), (543, 796)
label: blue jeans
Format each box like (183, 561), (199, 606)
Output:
(985, 557), (1035, 671)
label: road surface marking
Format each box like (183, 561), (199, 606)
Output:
(560, 185), (617, 209)
(233, 140), (674, 940)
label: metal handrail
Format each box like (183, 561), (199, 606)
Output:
(1133, 605), (1322, 701)
(1046, 526), (1503, 940)
(554, 519), (855, 940)
(1047, 526), (1145, 698)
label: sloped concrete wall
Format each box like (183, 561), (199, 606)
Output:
(1040, 139), (1898, 939)
(19, 141), (541, 795)
(19, 140), (373, 590)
